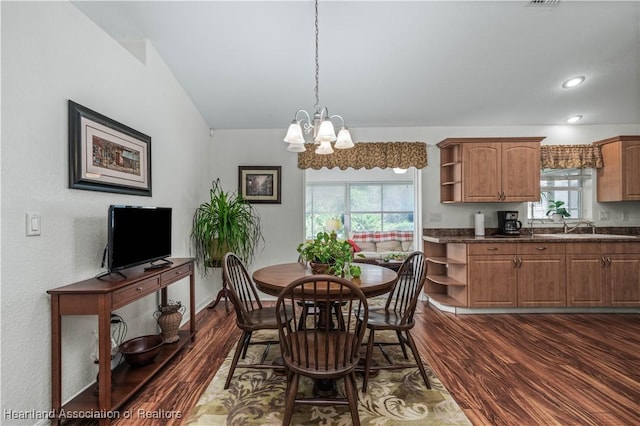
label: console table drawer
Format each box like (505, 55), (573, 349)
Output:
(113, 276), (160, 309)
(161, 263), (193, 286)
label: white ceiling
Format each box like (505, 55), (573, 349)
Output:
(73, 1), (640, 131)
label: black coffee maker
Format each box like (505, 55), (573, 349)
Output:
(497, 211), (522, 235)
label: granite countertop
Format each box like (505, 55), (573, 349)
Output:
(423, 227), (640, 243)
(423, 234), (640, 243)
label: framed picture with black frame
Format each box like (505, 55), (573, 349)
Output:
(238, 166), (281, 204)
(68, 100), (152, 196)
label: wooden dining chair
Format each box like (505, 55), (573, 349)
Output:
(296, 256), (345, 331)
(358, 251), (431, 393)
(222, 252), (290, 389)
(275, 275), (368, 426)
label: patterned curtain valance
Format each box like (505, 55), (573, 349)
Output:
(297, 141), (428, 170)
(540, 144), (603, 169)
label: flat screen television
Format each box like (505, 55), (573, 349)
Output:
(106, 205), (172, 276)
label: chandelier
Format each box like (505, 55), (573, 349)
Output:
(283, 0), (354, 155)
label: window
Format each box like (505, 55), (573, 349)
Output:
(305, 181), (415, 239)
(528, 168), (592, 219)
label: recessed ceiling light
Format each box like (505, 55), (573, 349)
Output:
(566, 115), (583, 123)
(562, 76), (585, 88)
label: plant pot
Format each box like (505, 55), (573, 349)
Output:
(549, 213), (563, 222)
(310, 261), (334, 275)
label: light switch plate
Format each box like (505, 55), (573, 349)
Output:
(26, 212), (41, 236)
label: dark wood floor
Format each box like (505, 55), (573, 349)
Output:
(105, 300), (640, 425)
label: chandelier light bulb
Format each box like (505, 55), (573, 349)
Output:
(334, 128), (354, 149)
(315, 140), (334, 155)
(286, 142), (307, 153)
(284, 121), (304, 144)
(315, 118), (337, 143)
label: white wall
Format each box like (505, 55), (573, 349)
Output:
(1, 2), (214, 422)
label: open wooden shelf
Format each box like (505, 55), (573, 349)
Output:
(57, 330), (195, 415)
(427, 257), (465, 265)
(426, 274), (466, 286)
(426, 292), (468, 308)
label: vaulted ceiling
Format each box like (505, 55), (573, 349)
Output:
(73, 1), (640, 132)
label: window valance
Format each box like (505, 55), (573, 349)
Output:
(540, 144), (603, 169)
(297, 141), (428, 170)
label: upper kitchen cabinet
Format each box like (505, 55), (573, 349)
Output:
(438, 137), (544, 203)
(594, 135), (640, 202)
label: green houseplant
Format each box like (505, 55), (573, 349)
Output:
(297, 231), (360, 277)
(546, 199), (571, 221)
(192, 179), (263, 274)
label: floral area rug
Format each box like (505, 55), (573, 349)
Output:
(186, 327), (470, 426)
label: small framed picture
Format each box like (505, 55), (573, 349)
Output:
(68, 100), (152, 196)
(238, 166), (281, 204)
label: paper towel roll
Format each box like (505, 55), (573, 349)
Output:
(475, 212), (485, 237)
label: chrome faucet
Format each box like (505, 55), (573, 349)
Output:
(528, 218), (547, 236)
(563, 220), (596, 234)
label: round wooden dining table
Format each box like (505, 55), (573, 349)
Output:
(252, 262), (398, 298)
(252, 262), (398, 397)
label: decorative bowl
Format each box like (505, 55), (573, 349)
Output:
(119, 335), (164, 367)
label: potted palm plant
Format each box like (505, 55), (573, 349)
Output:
(191, 179), (263, 274)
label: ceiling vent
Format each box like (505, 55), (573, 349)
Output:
(528, 0), (560, 6)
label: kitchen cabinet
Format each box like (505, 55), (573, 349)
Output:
(438, 137), (544, 203)
(595, 135), (640, 201)
(516, 243), (566, 307)
(424, 237), (638, 309)
(467, 242), (565, 308)
(566, 243), (640, 307)
(467, 243), (518, 307)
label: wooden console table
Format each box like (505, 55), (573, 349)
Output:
(48, 258), (195, 425)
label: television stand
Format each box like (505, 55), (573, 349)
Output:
(48, 258), (195, 426)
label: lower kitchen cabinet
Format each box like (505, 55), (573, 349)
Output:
(468, 254), (517, 307)
(567, 243), (640, 307)
(424, 239), (639, 309)
(517, 254), (566, 307)
(467, 242), (566, 308)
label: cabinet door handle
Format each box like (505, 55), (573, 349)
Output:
(487, 247), (499, 251)
(513, 257), (518, 268)
(607, 256), (612, 266)
(601, 256), (607, 265)
(536, 247), (547, 251)
(518, 257), (523, 268)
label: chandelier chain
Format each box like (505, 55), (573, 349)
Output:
(314, 0), (320, 113)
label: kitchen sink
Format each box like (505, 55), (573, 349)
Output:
(534, 233), (638, 239)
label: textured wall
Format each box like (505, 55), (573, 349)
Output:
(1, 2), (212, 422)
